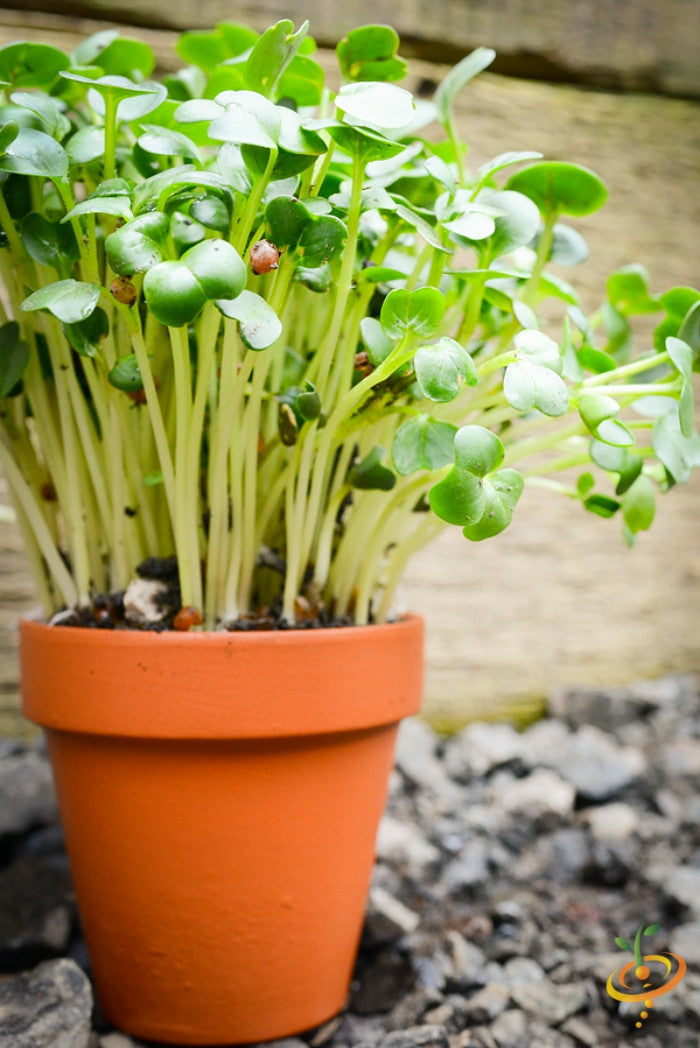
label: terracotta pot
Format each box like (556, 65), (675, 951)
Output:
(19, 616), (424, 1046)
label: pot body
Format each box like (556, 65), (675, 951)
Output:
(19, 616), (424, 1046)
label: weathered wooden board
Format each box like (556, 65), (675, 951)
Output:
(0, 10), (699, 735)
(3, 0), (699, 95)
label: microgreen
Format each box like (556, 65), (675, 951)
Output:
(0, 20), (697, 628)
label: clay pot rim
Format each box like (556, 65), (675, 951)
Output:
(20, 613), (425, 740)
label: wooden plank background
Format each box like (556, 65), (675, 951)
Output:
(0, 8), (698, 735)
(3, 0), (699, 96)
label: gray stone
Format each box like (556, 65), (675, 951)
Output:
(258, 1040), (309, 1048)
(662, 738), (700, 779)
(99, 1036), (147, 1048)
(543, 725), (646, 801)
(375, 815), (440, 869)
(519, 719), (572, 769)
(558, 1018), (600, 1047)
(664, 866), (700, 916)
(585, 802), (640, 841)
(462, 984), (510, 1023)
(394, 719), (463, 805)
(510, 978), (588, 1025)
(444, 723), (523, 780)
(443, 840), (490, 891)
(0, 856), (73, 967)
(440, 931), (488, 988)
(669, 923), (700, 966)
(499, 956), (546, 988)
(365, 887), (420, 944)
(523, 1025), (577, 1048)
(492, 768), (575, 817)
(0, 751), (57, 837)
(381, 1024), (449, 1048)
(384, 989), (444, 1033)
(490, 1009), (528, 1048)
(0, 958), (92, 1048)
(122, 577), (172, 625)
(548, 828), (592, 878)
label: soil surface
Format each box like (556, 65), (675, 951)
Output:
(0, 37), (699, 734)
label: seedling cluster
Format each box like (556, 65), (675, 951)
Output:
(0, 21), (697, 627)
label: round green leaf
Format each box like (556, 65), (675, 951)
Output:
(181, 238), (247, 300)
(454, 425), (504, 477)
(506, 161), (608, 217)
(336, 25), (407, 83)
(65, 126), (105, 165)
(296, 214), (347, 268)
(64, 194), (134, 222)
(336, 81), (414, 131)
(607, 264), (660, 316)
(504, 361), (568, 416)
(477, 188), (541, 256)
(549, 223), (589, 266)
(276, 54), (325, 106)
(0, 321), (30, 396)
(0, 121), (20, 153)
(380, 287), (446, 340)
(9, 91), (71, 140)
(513, 329), (560, 365)
(190, 195), (230, 232)
(622, 474), (655, 534)
(266, 195), (311, 247)
(360, 317), (396, 365)
(21, 279), (100, 324)
(462, 469), (524, 540)
(176, 23), (259, 72)
(143, 262), (207, 327)
(653, 410), (700, 483)
(0, 126), (68, 179)
(0, 42), (69, 90)
(326, 122), (405, 164)
(584, 493), (620, 518)
(20, 212), (78, 272)
(92, 37), (155, 79)
(392, 416), (457, 475)
(244, 19), (309, 98)
(414, 337), (477, 403)
(63, 307), (109, 359)
(349, 446), (396, 490)
(215, 289), (282, 350)
(429, 467), (485, 526)
(108, 353), (143, 392)
(105, 212), (169, 275)
(138, 125), (201, 163)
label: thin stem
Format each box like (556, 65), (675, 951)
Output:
(0, 436), (79, 608)
(169, 324), (201, 611)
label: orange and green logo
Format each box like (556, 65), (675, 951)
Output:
(606, 922), (686, 1029)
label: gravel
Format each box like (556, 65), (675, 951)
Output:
(0, 672), (698, 1048)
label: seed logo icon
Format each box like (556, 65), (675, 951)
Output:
(606, 922), (686, 1029)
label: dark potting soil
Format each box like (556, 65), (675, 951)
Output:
(48, 556), (359, 633)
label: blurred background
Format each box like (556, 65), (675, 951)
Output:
(1, 0), (698, 733)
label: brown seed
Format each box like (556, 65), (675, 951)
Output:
(250, 239), (280, 275)
(39, 481), (57, 502)
(173, 606), (204, 631)
(278, 402), (298, 446)
(354, 351), (374, 376)
(110, 275), (137, 307)
(128, 376), (159, 404)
